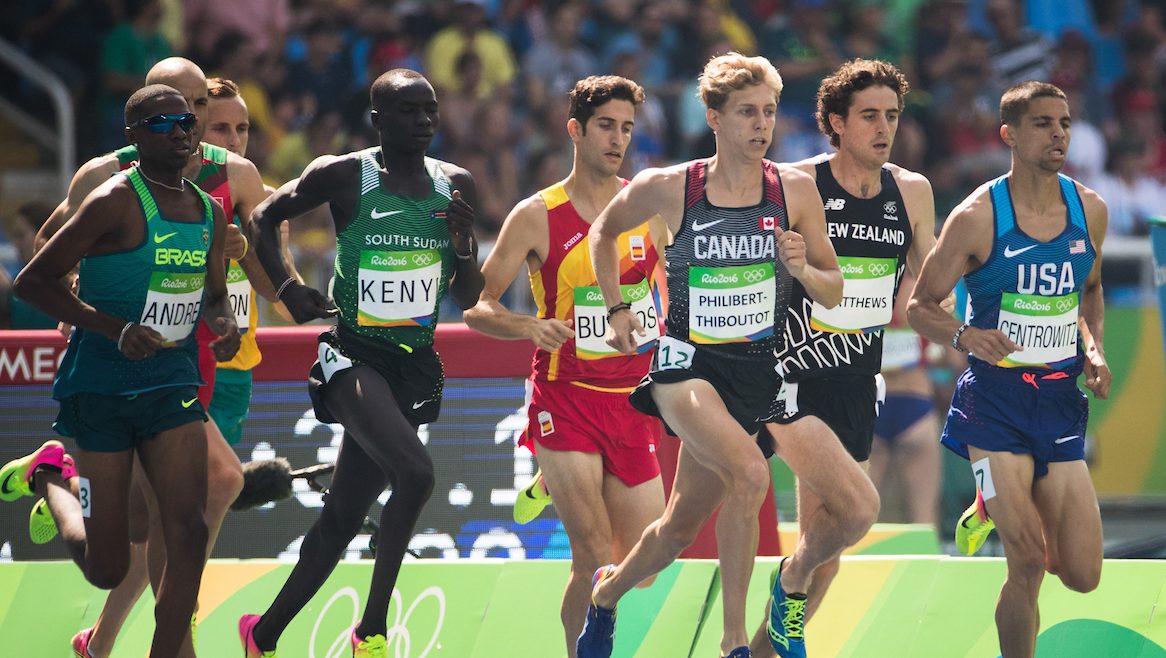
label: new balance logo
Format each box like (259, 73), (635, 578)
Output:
(370, 208), (405, 219)
(824, 198), (846, 211)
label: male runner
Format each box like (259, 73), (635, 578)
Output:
(576, 52), (842, 658)
(750, 59), (938, 658)
(7, 85), (239, 658)
(239, 68), (484, 658)
(908, 81), (1107, 658)
(35, 58), (271, 658)
(464, 75), (666, 657)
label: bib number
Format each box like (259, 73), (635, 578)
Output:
(357, 249), (442, 327)
(811, 256), (896, 333)
(688, 263), (776, 344)
(226, 262), (252, 332)
(656, 335), (696, 371)
(318, 342), (354, 383)
(573, 280), (661, 359)
(996, 292), (1078, 367)
(140, 271), (205, 344)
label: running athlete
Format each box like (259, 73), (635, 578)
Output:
(576, 53), (842, 658)
(868, 272), (941, 527)
(7, 85), (239, 658)
(34, 58), (272, 658)
(464, 75), (666, 658)
(908, 81), (1107, 658)
(751, 59), (939, 658)
(239, 68), (484, 658)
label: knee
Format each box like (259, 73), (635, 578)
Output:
(656, 515), (700, 555)
(1055, 560), (1101, 593)
(207, 458), (244, 513)
(165, 510), (210, 557)
(87, 556), (130, 590)
(725, 458), (771, 510)
(1006, 539), (1049, 589)
(571, 532), (614, 573)
(396, 457), (436, 501)
(842, 480), (879, 539)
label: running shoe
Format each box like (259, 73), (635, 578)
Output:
(238, 614), (277, 658)
(512, 469), (552, 524)
(72, 628), (93, 658)
(576, 564), (618, 658)
(29, 498), (57, 544)
(351, 630), (388, 658)
(767, 558), (807, 658)
(723, 647), (751, 657)
(0, 440), (65, 501)
(955, 490), (995, 556)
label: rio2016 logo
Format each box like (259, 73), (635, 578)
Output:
(311, 585), (446, 658)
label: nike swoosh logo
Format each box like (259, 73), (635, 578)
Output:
(412, 399), (433, 410)
(154, 231), (178, 244)
(1003, 244), (1038, 258)
(181, 398), (198, 409)
(1054, 435), (1080, 444)
(0, 472), (17, 496)
(371, 208), (405, 219)
(691, 219), (725, 231)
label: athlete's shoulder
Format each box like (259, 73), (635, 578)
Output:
(634, 162), (688, 186)
(884, 162), (931, 191)
(71, 153), (122, 193)
(509, 191), (551, 225)
(947, 179), (996, 228)
(786, 152), (830, 178)
(774, 162), (816, 191)
(1069, 177), (1107, 216)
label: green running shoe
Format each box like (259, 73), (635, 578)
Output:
(352, 631), (388, 658)
(513, 469), (552, 524)
(955, 490), (995, 556)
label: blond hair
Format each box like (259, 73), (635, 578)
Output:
(698, 52), (783, 111)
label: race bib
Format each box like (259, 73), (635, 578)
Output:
(996, 292), (1079, 367)
(226, 262), (252, 332)
(881, 328), (923, 371)
(357, 249), (442, 327)
(810, 256), (896, 333)
(573, 279), (660, 359)
(656, 335), (696, 371)
(318, 341), (354, 383)
(688, 263), (776, 344)
(140, 271), (204, 344)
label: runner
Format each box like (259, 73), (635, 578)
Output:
(908, 80), (1107, 658)
(463, 75), (666, 657)
(575, 52), (842, 658)
(6, 84), (239, 658)
(239, 68), (484, 658)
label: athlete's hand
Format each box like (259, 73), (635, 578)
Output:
(775, 226), (807, 278)
(959, 326), (1021, 364)
(606, 308), (645, 355)
(225, 223), (247, 261)
(207, 315), (241, 362)
(1083, 344), (1111, 399)
(118, 323), (167, 361)
(530, 318), (574, 351)
(446, 190), (475, 258)
(281, 281), (339, 324)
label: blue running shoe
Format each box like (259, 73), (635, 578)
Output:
(723, 646), (751, 657)
(576, 564), (617, 658)
(767, 558), (807, 658)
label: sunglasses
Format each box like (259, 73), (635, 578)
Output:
(128, 113), (197, 134)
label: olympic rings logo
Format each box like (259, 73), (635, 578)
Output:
(1055, 299), (1074, 313)
(883, 201), (897, 215)
(742, 269), (766, 283)
(412, 253), (436, 266)
(625, 285), (648, 301)
(311, 585), (446, 658)
(868, 263), (890, 277)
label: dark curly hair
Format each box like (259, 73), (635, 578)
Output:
(816, 59), (909, 148)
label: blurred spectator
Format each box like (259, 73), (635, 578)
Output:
(602, 1), (678, 90)
(1089, 135), (1166, 236)
(915, 0), (974, 91)
(1114, 88), (1166, 182)
(446, 102), (520, 239)
(356, 1), (425, 83)
(761, 0), (845, 120)
(439, 50), (487, 152)
(425, 0), (517, 101)
(0, 202), (57, 329)
(285, 18), (355, 118)
(1110, 30), (1163, 121)
(521, 2), (597, 115)
(524, 147), (570, 194)
(1062, 88), (1108, 183)
(984, 0), (1053, 88)
(98, 0), (172, 151)
(1049, 30), (1112, 129)
(673, 0), (758, 78)
(267, 110), (346, 184)
(931, 61), (1009, 205)
(208, 30), (283, 145)
(184, 0), (289, 65)
(1087, 0), (1139, 92)
(610, 52), (667, 174)
(841, 0), (899, 63)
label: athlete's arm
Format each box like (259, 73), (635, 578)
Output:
(444, 167), (486, 310)
(908, 191), (1020, 362)
(226, 153), (281, 301)
(1078, 184), (1110, 399)
(464, 194), (572, 348)
(249, 155), (347, 323)
(203, 201), (241, 362)
(781, 166), (842, 308)
(35, 155), (119, 252)
(895, 167), (953, 312)
(591, 166), (684, 354)
(16, 179), (165, 357)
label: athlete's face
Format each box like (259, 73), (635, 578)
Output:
(126, 94), (195, 170)
(372, 79), (439, 155)
(205, 95), (250, 156)
(1002, 96), (1071, 173)
(708, 84), (777, 158)
(833, 85), (900, 168)
(571, 99), (635, 177)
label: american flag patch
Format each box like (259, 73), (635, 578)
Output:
(1069, 239), (1085, 254)
(431, 210), (447, 220)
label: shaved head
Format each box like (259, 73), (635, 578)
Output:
(124, 84), (184, 124)
(370, 69), (430, 110)
(145, 57), (208, 144)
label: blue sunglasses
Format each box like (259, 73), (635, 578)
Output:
(128, 113), (197, 134)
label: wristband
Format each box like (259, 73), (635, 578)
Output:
(952, 323), (970, 353)
(117, 322), (133, 352)
(606, 302), (632, 321)
(275, 276), (297, 299)
(455, 249), (473, 260)
(238, 234), (249, 260)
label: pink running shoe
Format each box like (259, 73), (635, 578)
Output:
(0, 440), (65, 501)
(239, 614), (277, 658)
(71, 628), (93, 658)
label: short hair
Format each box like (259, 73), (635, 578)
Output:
(698, 52), (783, 111)
(370, 68), (428, 107)
(816, 59), (910, 148)
(568, 75), (645, 131)
(124, 84), (183, 124)
(1000, 81), (1068, 125)
(207, 77), (240, 99)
